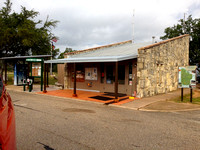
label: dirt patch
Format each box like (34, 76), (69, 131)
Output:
(142, 101), (200, 111)
(192, 90), (200, 98)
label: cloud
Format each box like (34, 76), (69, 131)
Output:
(1, 0), (200, 52)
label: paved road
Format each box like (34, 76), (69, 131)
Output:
(9, 90), (200, 150)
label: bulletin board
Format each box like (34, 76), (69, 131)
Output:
(32, 63), (41, 76)
(72, 71), (85, 82)
(85, 68), (97, 80)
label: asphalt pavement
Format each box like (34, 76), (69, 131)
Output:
(9, 90), (200, 150)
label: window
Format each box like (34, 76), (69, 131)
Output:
(128, 62), (132, 85)
(106, 66), (113, 84)
(118, 65), (125, 84)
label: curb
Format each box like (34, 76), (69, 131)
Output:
(138, 107), (200, 112)
(7, 88), (200, 112)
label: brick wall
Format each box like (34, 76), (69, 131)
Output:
(137, 35), (190, 98)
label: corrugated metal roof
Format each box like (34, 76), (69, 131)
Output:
(45, 42), (151, 63)
(0, 55), (52, 60)
(69, 42), (151, 58)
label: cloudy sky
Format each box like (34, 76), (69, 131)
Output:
(1, 0), (200, 52)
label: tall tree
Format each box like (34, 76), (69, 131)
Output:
(160, 15), (200, 64)
(0, 0), (58, 57)
(58, 47), (75, 59)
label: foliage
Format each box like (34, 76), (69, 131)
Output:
(52, 48), (60, 59)
(0, 0), (58, 57)
(170, 93), (200, 105)
(160, 15), (200, 64)
(58, 47), (75, 59)
(7, 72), (57, 85)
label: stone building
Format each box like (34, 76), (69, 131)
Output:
(47, 34), (189, 98)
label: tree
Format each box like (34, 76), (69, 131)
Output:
(0, 0), (58, 57)
(160, 15), (200, 64)
(52, 48), (60, 59)
(58, 47), (75, 59)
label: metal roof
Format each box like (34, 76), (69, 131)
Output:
(45, 42), (151, 64)
(0, 55), (52, 60)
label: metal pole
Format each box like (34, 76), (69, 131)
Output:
(41, 60), (43, 91)
(4, 60), (7, 85)
(115, 62), (118, 101)
(47, 64), (49, 87)
(190, 88), (192, 103)
(73, 63), (77, 97)
(43, 63), (47, 93)
(50, 42), (53, 75)
(181, 88), (183, 101)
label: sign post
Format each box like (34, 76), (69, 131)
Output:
(181, 88), (183, 101)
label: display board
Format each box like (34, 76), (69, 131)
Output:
(14, 64), (28, 85)
(85, 68), (97, 80)
(32, 63), (41, 76)
(178, 66), (196, 88)
(72, 71), (85, 82)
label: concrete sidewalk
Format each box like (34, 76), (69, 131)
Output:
(120, 88), (200, 111)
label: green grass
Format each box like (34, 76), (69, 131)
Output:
(170, 93), (200, 105)
(6, 72), (58, 85)
(7, 73), (14, 85)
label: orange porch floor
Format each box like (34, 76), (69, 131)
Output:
(37, 89), (139, 105)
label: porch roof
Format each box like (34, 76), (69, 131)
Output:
(45, 41), (151, 63)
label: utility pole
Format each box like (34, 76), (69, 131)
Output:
(132, 9), (135, 44)
(183, 13), (186, 34)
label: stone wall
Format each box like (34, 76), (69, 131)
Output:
(137, 35), (190, 98)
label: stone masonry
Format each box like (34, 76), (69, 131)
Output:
(137, 34), (190, 98)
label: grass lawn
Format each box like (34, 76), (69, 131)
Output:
(7, 72), (58, 85)
(170, 90), (200, 105)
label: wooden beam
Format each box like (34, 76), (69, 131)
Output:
(73, 63), (77, 97)
(115, 61), (118, 101)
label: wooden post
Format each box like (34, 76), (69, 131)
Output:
(115, 61), (118, 101)
(43, 63), (47, 93)
(4, 60), (7, 85)
(190, 88), (192, 103)
(73, 63), (77, 97)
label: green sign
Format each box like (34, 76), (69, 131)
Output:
(26, 58), (42, 62)
(178, 66), (196, 88)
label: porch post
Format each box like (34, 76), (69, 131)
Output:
(73, 63), (77, 97)
(43, 63), (47, 93)
(41, 59), (43, 91)
(47, 64), (49, 87)
(115, 61), (118, 101)
(4, 60), (7, 85)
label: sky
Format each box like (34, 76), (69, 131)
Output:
(1, 0), (200, 53)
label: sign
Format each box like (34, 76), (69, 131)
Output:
(32, 63), (41, 76)
(85, 68), (97, 80)
(72, 71), (85, 82)
(178, 66), (196, 88)
(26, 58), (42, 62)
